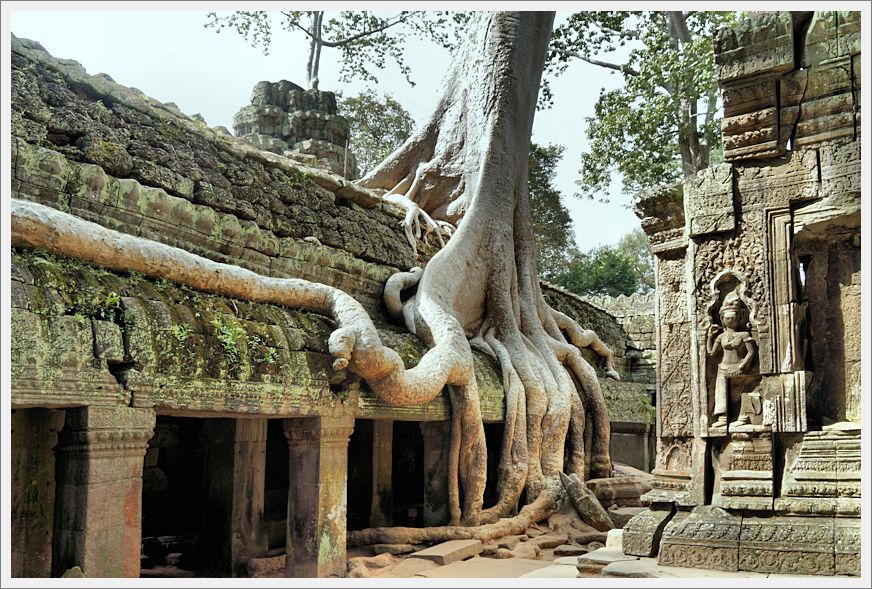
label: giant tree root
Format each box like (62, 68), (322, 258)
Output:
(348, 480), (565, 546)
(9, 198), (464, 408)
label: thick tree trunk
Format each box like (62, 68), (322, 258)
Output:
(357, 11), (615, 535)
(306, 11), (324, 89)
(666, 11), (709, 178)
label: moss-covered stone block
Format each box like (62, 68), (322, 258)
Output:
(91, 319), (123, 361)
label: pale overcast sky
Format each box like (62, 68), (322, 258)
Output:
(8, 5), (648, 251)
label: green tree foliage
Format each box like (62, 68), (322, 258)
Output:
(205, 11), (468, 90)
(616, 227), (654, 291)
(527, 143), (580, 280)
(337, 90), (416, 176)
(547, 11), (737, 198)
(553, 245), (640, 298)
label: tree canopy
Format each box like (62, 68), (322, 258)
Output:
(337, 89), (416, 176)
(547, 11), (736, 198)
(553, 245), (640, 298)
(528, 143), (580, 280)
(205, 11), (467, 90)
(616, 227), (654, 291)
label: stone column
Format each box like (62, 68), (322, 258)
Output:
(420, 421), (450, 526)
(369, 420), (393, 527)
(52, 406), (155, 578)
(198, 418), (268, 576)
(231, 419), (268, 573)
(283, 416), (354, 578)
(11, 408), (65, 578)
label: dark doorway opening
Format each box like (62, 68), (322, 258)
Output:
(346, 419), (374, 531)
(392, 421), (424, 526)
(140, 416), (202, 577)
(263, 418), (290, 550)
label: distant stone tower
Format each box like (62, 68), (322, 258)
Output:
(233, 81), (358, 179)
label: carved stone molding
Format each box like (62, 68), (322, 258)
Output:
(283, 416), (354, 449)
(714, 433), (774, 511)
(761, 372), (809, 433)
(715, 12), (794, 84)
(642, 468), (692, 505)
(793, 57), (856, 147)
(779, 428), (861, 514)
(803, 11), (861, 67)
(739, 516), (835, 576)
(659, 507), (742, 572)
(56, 405), (156, 457)
(635, 184), (687, 254)
(55, 428), (156, 455)
(52, 406), (155, 577)
(834, 518), (861, 576)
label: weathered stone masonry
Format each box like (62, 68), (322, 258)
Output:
(625, 11), (861, 576)
(9, 35), (654, 578)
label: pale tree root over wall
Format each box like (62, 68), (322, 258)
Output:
(11, 11), (621, 548)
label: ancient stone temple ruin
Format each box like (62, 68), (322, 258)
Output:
(233, 80), (358, 179)
(624, 11), (861, 576)
(9, 34), (655, 578)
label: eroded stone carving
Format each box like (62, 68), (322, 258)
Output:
(713, 433), (773, 511)
(659, 507), (741, 572)
(683, 164), (735, 237)
(621, 507), (675, 557)
(233, 80), (359, 179)
(777, 427), (861, 516)
(704, 282), (757, 430)
(739, 516), (835, 576)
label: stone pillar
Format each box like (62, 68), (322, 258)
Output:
(420, 421), (450, 526)
(369, 420), (393, 527)
(232, 419), (269, 573)
(52, 406), (155, 577)
(198, 418), (268, 576)
(11, 409), (65, 577)
(283, 416), (354, 578)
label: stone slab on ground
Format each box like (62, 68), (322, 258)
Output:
(569, 529), (607, 545)
(553, 544), (587, 557)
(416, 557), (548, 578)
(384, 557), (439, 577)
(497, 534), (527, 549)
(602, 557), (769, 578)
(373, 544), (420, 555)
(510, 542), (541, 559)
(577, 547), (638, 575)
(519, 563), (580, 578)
(410, 539), (483, 565)
(554, 556), (583, 566)
(530, 534), (567, 549)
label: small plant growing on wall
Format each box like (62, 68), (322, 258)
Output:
(247, 334), (278, 365)
(211, 316), (246, 369)
(169, 323), (192, 343)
